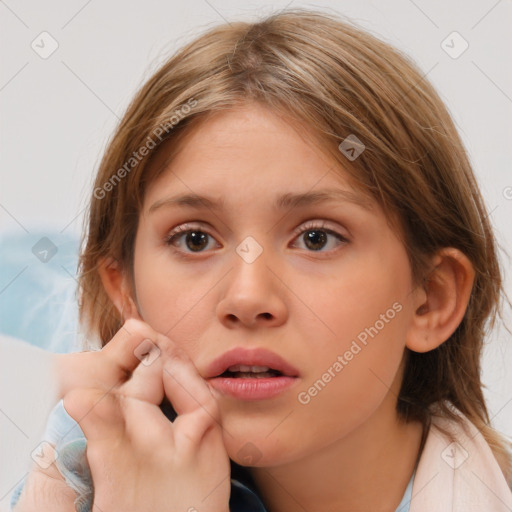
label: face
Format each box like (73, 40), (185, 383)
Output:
(130, 103), (418, 466)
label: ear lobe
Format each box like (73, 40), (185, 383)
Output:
(125, 296), (143, 321)
(98, 257), (140, 321)
(405, 248), (475, 353)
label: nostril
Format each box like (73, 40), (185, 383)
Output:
(224, 312), (273, 325)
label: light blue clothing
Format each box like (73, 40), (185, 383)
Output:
(11, 400), (92, 512)
(396, 468), (414, 512)
(11, 400), (414, 511)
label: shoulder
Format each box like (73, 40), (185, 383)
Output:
(410, 404), (512, 512)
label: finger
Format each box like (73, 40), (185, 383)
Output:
(159, 336), (218, 421)
(63, 388), (124, 441)
(173, 406), (222, 452)
(120, 354), (165, 405)
(120, 396), (175, 452)
(101, 318), (161, 380)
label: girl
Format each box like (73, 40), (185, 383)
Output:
(12, 8), (512, 512)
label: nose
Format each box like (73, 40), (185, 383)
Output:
(216, 249), (288, 329)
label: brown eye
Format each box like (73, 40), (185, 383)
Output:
(165, 228), (217, 253)
(303, 230), (328, 251)
(291, 222), (348, 253)
(184, 231), (209, 251)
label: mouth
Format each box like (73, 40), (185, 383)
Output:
(206, 348), (299, 401)
(219, 365), (285, 379)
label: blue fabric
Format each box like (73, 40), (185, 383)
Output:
(395, 467), (414, 512)
(11, 400), (413, 511)
(10, 400), (93, 512)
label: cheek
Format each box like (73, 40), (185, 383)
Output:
(292, 247), (411, 427)
(268, 315), (409, 463)
(132, 237), (182, 328)
(305, 247), (410, 356)
(298, 303), (408, 419)
(132, 242), (218, 344)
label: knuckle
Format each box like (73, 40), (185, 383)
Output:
(64, 388), (119, 424)
(63, 388), (96, 420)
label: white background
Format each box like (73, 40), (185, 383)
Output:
(1, 0), (511, 507)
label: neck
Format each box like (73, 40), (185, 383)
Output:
(250, 392), (425, 512)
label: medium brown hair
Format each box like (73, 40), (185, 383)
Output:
(77, 9), (511, 481)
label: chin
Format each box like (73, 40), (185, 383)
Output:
(223, 430), (301, 468)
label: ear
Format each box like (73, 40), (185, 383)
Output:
(405, 248), (475, 353)
(98, 257), (141, 321)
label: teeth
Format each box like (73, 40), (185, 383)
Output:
(227, 365), (271, 373)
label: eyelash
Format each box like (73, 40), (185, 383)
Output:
(164, 220), (349, 256)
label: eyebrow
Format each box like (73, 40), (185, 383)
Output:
(148, 188), (372, 214)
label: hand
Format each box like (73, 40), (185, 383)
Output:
(63, 319), (231, 512)
(54, 319), (165, 403)
(12, 446), (78, 512)
(13, 320), (168, 511)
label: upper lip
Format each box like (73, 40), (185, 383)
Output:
(205, 348), (300, 378)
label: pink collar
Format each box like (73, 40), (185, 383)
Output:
(410, 407), (512, 511)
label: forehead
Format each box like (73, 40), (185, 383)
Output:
(143, 104), (373, 210)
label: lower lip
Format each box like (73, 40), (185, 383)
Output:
(208, 376), (297, 400)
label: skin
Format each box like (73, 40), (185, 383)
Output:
(17, 323), (231, 512)
(15, 103), (475, 512)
